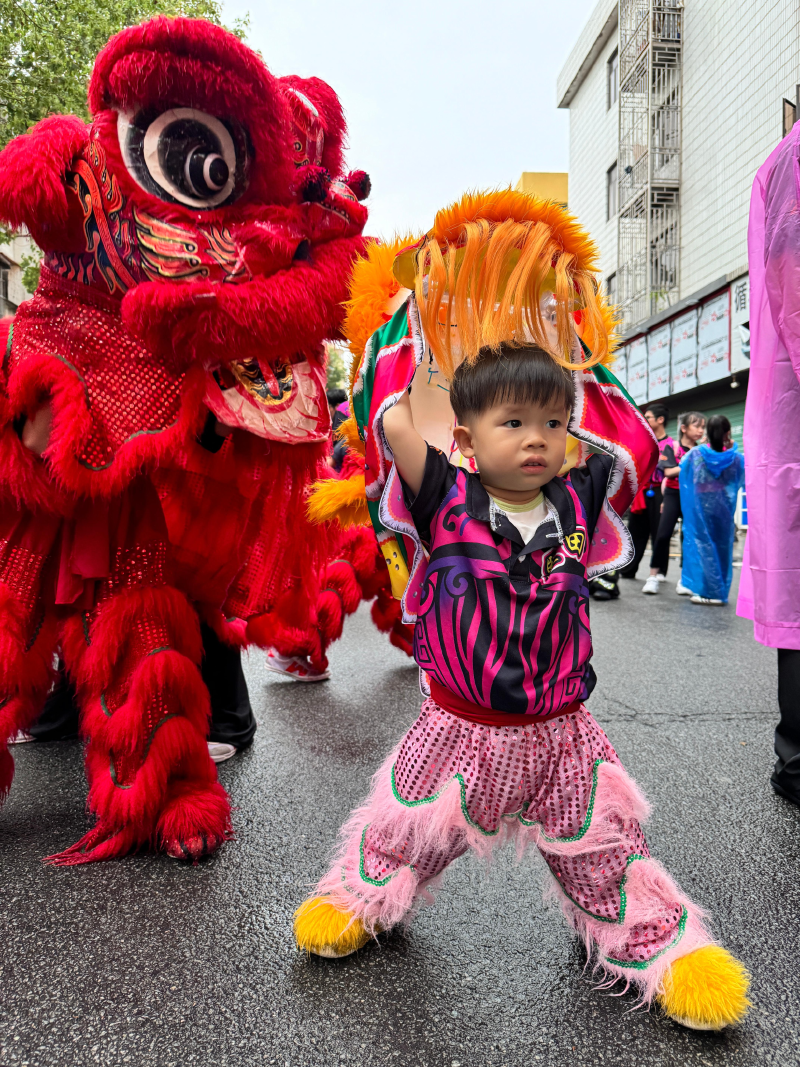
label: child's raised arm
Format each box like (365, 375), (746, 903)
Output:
(382, 390), (427, 497)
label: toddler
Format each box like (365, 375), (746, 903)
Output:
(295, 344), (749, 1031)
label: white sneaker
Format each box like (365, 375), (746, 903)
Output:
(9, 731), (34, 744)
(655, 573), (668, 583)
(690, 595), (724, 606)
(208, 742), (237, 764)
(641, 576), (661, 595)
(676, 581), (694, 596)
(264, 648), (331, 682)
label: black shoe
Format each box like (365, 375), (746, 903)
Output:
(770, 774), (800, 808)
(591, 589), (612, 601)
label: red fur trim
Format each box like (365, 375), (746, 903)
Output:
(65, 585), (202, 691)
(89, 19), (295, 210)
(279, 75), (346, 179)
(388, 625), (414, 658)
(83, 715), (213, 831)
(46, 823), (144, 866)
(0, 115), (89, 247)
(80, 650), (210, 755)
(0, 747), (14, 803)
(122, 236), (366, 362)
(156, 778), (232, 856)
(316, 589), (344, 645)
(345, 170), (371, 202)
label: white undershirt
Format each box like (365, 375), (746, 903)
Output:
(490, 494), (549, 545)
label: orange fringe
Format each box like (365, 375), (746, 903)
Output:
(413, 189), (611, 377)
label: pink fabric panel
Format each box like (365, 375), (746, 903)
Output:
(737, 123), (800, 648)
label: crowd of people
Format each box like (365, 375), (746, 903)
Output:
(591, 403), (746, 608)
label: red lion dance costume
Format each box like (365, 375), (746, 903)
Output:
(0, 17), (370, 862)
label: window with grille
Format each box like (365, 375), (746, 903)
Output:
(607, 273), (617, 306)
(607, 162), (618, 220)
(608, 49), (619, 110)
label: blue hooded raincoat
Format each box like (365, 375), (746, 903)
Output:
(680, 444), (745, 602)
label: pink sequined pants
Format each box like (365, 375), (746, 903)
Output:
(316, 700), (711, 1001)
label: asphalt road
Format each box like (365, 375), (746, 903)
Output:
(1, 561), (799, 1067)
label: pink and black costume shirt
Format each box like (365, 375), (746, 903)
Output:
(403, 446), (616, 719)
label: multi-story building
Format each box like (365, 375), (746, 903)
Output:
(0, 233), (33, 318)
(557, 0), (800, 444)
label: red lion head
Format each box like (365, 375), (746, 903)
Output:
(0, 17), (368, 447)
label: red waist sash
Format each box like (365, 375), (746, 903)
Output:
(429, 679), (582, 728)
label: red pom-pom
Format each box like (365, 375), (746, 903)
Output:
(345, 169), (371, 201)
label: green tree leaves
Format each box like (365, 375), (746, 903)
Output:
(0, 0), (249, 145)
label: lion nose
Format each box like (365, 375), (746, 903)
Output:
(229, 221), (307, 278)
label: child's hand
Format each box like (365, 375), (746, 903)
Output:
(21, 400), (53, 456)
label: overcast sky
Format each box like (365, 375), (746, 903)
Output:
(221, 0), (596, 239)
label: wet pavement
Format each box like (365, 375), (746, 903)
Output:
(1, 562), (799, 1067)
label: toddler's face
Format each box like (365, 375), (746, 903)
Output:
(453, 399), (569, 498)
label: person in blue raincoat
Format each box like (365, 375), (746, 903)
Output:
(679, 415), (745, 605)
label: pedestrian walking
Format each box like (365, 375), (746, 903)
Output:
(737, 121), (800, 808)
(641, 411), (705, 596)
(679, 415), (744, 606)
(619, 402), (670, 581)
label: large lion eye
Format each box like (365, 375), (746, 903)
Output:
(118, 107), (249, 209)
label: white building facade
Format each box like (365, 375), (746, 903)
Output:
(558, 0), (800, 445)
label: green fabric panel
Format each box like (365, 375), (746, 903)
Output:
(352, 300), (413, 439)
(591, 361), (637, 406)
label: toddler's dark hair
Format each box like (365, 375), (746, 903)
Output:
(449, 345), (574, 424)
(706, 414), (731, 452)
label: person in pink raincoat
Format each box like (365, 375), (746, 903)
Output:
(738, 122), (800, 806)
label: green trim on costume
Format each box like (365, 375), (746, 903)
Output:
(82, 612), (91, 646)
(390, 763), (525, 837)
(3, 323), (13, 375)
(146, 646), (172, 657)
(520, 759), (604, 840)
(553, 851), (649, 925)
(591, 361), (638, 408)
(108, 713), (180, 789)
(108, 760), (131, 789)
(604, 907), (688, 969)
(358, 824), (400, 886)
(100, 693), (111, 718)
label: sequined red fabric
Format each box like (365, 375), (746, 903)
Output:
(9, 270), (187, 477)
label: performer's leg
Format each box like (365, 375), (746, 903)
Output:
(28, 662), (80, 741)
(524, 709), (749, 1029)
(619, 509), (650, 579)
(771, 648), (800, 805)
(295, 701), (525, 956)
(52, 479), (231, 864)
(202, 622), (256, 750)
(650, 487), (681, 577)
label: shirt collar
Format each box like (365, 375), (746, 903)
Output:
(465, 470), (577, 549)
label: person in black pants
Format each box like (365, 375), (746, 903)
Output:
(641, 411), (706, 595)
(620, 403), (670, 581)
(22, 622), (255, 762)
(772, 649), (800, 805)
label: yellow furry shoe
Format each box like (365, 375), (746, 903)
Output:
(293, 897), (372, 958)
(658, 945), (751, 1030)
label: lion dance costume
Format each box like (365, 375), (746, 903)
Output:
(0, 17), (371, 862)
(295, 191), (750, 1030)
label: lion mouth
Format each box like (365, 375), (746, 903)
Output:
(228, 358), (294, 408)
